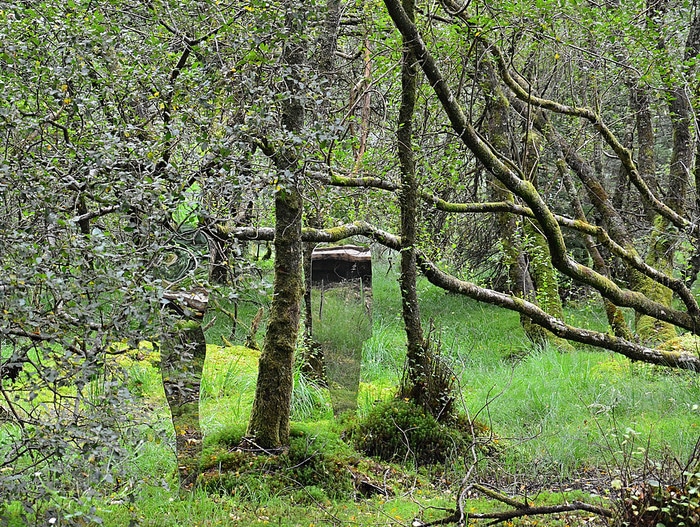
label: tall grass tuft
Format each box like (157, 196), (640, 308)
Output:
(291, 365), (332, 421)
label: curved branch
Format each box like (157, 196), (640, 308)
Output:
(417, 257), (700, 371)
(440, 0), (690, 232)
(382, 0), (700, 333)
(220, 220), (402, 249)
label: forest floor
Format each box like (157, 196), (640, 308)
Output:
(2, 268), (699, 526)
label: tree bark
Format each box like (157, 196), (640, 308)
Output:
(396, 0), (430, 406)
(635, 2), (695, 344)
(520, 129), (567, 348)
(245, 3), (306, 450)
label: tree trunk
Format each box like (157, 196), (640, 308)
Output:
(245, 185), (302, 449)
(395, 0), (452, 419)
(396, 0), (426, 391)
(635, 5), (696, 343)
(480, 62), (539, 343)
(245, 3), (306, 450)
(161, 298), (208, 491)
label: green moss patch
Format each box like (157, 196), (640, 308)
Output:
(348, 399), (489, 466)
(199, 423), (357, 501)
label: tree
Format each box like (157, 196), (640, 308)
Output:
(244, 2), (307, 451)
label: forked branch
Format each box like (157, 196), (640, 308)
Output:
(418, 481), (612, 526)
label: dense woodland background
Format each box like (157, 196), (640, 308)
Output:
(1, 0), (700, 525)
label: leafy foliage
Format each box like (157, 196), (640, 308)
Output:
(616, 472), (700, 527)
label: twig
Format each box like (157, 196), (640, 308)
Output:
(419, 486), (613, 526)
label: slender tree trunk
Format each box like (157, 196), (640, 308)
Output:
(637, 85), (691, 343)
(630, 86), (661, 221)
(681, 13), (700, 287)
(396, 0), (428, 403)
(245, 3), (306, 450)
(300, 0), (342, 380)
(521, 130), (569, 349)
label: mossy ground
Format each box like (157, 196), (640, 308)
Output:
(3, 269), (699, 526)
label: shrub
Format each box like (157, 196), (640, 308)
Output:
(350, 399), (471, 466)
(616, 471), (700, 527)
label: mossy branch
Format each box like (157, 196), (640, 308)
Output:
(417, 256), (700, 371)
(382, 0), (700, 332)
(439, 0), (689, 233)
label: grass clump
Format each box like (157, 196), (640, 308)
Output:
(350, 398), (477, 466)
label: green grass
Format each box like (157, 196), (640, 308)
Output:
(363, 267), (700, 478)
(313, 284), (371, 414)
(3, 263), (699, 526)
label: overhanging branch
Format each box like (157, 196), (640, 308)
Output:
(222, 219), (700, 371)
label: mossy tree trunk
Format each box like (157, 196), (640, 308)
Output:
(481, 59), (573, 349)
(396, 0), (426, 397)
(395, 0), (453, 420)
(245, 184), (302, 449)
(245, 2), (306, 450)
(635, 1), (697, 344)
(630, 82), (676, 344)
(686, 14), (700, 286)
(509, 94), (657, 342)
(161, 317), (207, 491)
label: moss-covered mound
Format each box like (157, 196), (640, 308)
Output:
(349, 399), (481, 466)
(198, 424), (356, 502)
